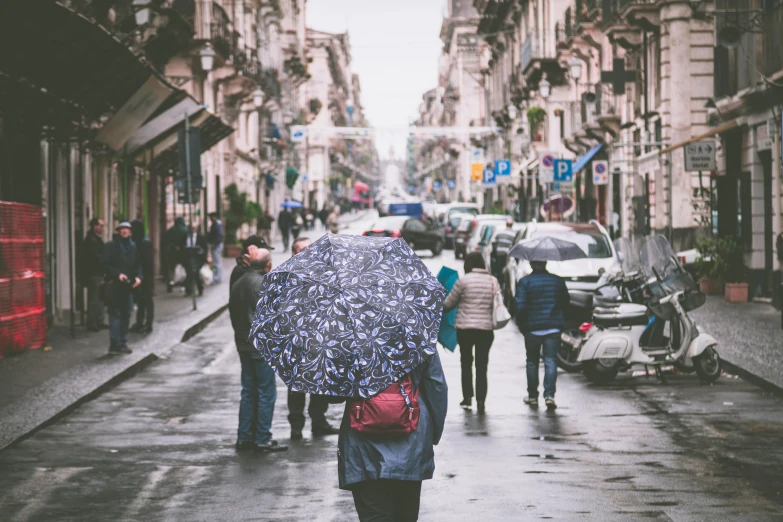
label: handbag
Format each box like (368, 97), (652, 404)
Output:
(492, 278), (511, 330)
(349, 374), (420, 435)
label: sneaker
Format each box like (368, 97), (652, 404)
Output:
(235, 441), (256, 452)
(255, 440), (288, 452)
(460, 399), (472, 410)
(523, 396), (538, 407)
(290, 428), (303, 441)
(545, 397), (557, 411)
(477, 401), (485, 414)
(312, 423), (340, 436)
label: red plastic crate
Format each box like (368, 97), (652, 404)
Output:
(12, 273), (45, 311)
(0, 308), (47, 357)
(0, 202), (43, 240)
(0, 239), (45, 276)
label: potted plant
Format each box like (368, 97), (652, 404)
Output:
(694, 238), (722, 295)
(526, 106), (546, 142)
(223, 183), (263, 258)
(719, 238), (748, 303)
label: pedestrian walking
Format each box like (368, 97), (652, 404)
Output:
(442, 252), (499, 413)
(207, 212), (224, 284)
(286, 237), (339, 440)
(229, 247), (287, 453)
(278, 207), (293, 251)
(165, 216), (188, 292)
(129, 220), (154, 334)
(80, 217), (107, 331)
(258, 209), (274, 244)
(291, 210), (304, 240)
(184, 224), (208, 297)
(515, 260), (569, 411)
(327, 206), (340, 234)
(318, 207), (329, 231)
(229, 235), (275, 292)
(102, 221), (142, 355)
(338, 352), (447, 522)
(490, 231), (515, 291)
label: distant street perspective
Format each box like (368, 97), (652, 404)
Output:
(2, 1), (783, 521)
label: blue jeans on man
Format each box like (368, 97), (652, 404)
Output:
(524, 332), (560, 399)
(108, 285), (134, 351)
(211, 243), (223, 283)
(238, 351), (277, 445)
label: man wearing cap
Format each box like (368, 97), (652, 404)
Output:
(102, 221), (142, 354)
(230, 235), (275, 292)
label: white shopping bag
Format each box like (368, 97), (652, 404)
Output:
(173, 264), (186, 284)
(200, 264), (214, 286)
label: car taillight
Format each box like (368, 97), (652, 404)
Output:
(471, 220), (478, 230)
(445, 226), (452, 233)
(579, 323), (593, 334)
(372, 228), (385, 233)
(361, 231), (367, 236)
(390, 229), (402, 238)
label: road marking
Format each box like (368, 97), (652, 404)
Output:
(4, 467), (90, 522)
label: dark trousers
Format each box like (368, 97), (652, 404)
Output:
(281, 228), (290, 251)
(86, 275), (105, 328)
(287, 391), (329, 431)
(134, 283), (154, 327)
(108, 286), (133, 350)
(352, 479), (422, 522)
(457, 328), (494, 403)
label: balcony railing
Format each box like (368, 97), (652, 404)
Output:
(581, 83), (617, 125)
(210, 2), (233, 57)
(520, 32), (558, 72)
(233, 47), (260, 79)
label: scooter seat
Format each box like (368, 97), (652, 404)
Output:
(593, 303), (649, 327)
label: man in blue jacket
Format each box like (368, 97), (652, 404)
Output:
(103, 222), (142, 355)
(515, 260), (569, 410)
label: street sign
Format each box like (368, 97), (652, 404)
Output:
(538, 152), (555, 182)
(471, 148), (485, 163)
(483, 168), (496, 187)
(290, 125), (306, 143)
(553, 181), (574, 193)
(433, 180), (442, 190)
(447, 180), (456, 189)
(495, 159), (511, 182)
(684, 141), (716, 171)
(471, 163), (483, 181)
(553, 159), (573, 182)
(592, 160), (609, 185)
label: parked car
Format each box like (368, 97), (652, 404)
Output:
(437, 203), (480, 248)
(503, 221), (616, 310)
(462, 215), (514, 258)
(443, 212), (474, 251)
(363, 215), (444, 255)
(481, 223), (526, 271)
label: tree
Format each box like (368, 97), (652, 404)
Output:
(223, 183), (262, 245)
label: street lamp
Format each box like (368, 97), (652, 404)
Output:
(539, 75), (551, 99)
(507, 104), (518, 121)
(568, 57), (582, 81)
(252, 88), (265, 108)
(200, 44), (215, 73)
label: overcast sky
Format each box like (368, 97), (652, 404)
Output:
(306, 0), (446, 159)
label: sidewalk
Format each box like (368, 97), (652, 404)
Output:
(690, 296), (783, 390)
(0, 210), (372, 451)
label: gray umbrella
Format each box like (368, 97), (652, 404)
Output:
(508, 236), (587, 262)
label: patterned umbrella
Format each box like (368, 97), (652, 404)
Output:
(508, 236), (587, 262)
(249, 234), (445, 398)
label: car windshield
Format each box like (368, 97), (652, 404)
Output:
(448, 207), (478, 219)
(531, 230), (612, 259)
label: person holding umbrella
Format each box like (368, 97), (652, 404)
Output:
(249, 234), (448, 521)
(510, 237), (581, 411)
(442, 252), (499, 414)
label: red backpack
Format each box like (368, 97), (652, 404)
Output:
(349, 375), (420, 435)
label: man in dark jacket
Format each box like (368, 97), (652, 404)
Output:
(515, 260), (569, 410)
(81, 217), (106, 331)
(130, 220), (154, 334)
(286, 237), (339, 440)
(184, 224), (209, 296)
(207, 212), (224, 285)
(278, 207), (293, 251)
(229, 235), (275, 292)
(229, 248), (287, 453)
(103, 222), (142, 354)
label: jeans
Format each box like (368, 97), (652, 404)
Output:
(287, 391), (329, 431)
(108, 286), (134, 350)
(211, 244), (223, 283)
(524, 333), (560, 399)
(456, 329), (494, 403)
(86, 275), (105, 328)
(352, 479), (422, 522)
(238, 350), (277, 445)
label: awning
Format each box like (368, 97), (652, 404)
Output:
(573, 144), (604, 173)
(659, 120), (739, 155)
(125, 97), (233, 173)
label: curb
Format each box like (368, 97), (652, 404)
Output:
(721, 358), (783, 396)
(0, 301), (229, 453)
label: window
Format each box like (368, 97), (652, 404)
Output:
(404, 219), (426, 232)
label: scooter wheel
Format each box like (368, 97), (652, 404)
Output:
(557, 337), (583, 373)
(583, 360), (619, 385)
(693, 346), (721, 383)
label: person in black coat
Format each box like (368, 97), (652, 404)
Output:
(130, 220), (154, 334)
(278, 207), (293, 251)
(81, 217), (106, 331)
(184, 224), (209, 296)
(102, 222), (142, 354)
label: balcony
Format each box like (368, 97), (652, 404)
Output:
(520, 32), (567, 88)
(210, 2), (233, 58)
(616, 0), (660, 32)
(581, 83), (621, 138)
(603, 1), (642, 50)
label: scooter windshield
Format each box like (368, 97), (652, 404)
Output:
(639, 235), (704, 316)
(614, 238), (642, 276)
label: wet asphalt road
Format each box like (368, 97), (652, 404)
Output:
(2, 219), (783, 521)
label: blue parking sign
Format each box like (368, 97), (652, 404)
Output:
(495, 159), (511, 179)
(553, 159), (573, 182)
(483, 168), (496, 186)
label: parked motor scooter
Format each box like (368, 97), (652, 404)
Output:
(567, 236), (721, 384)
